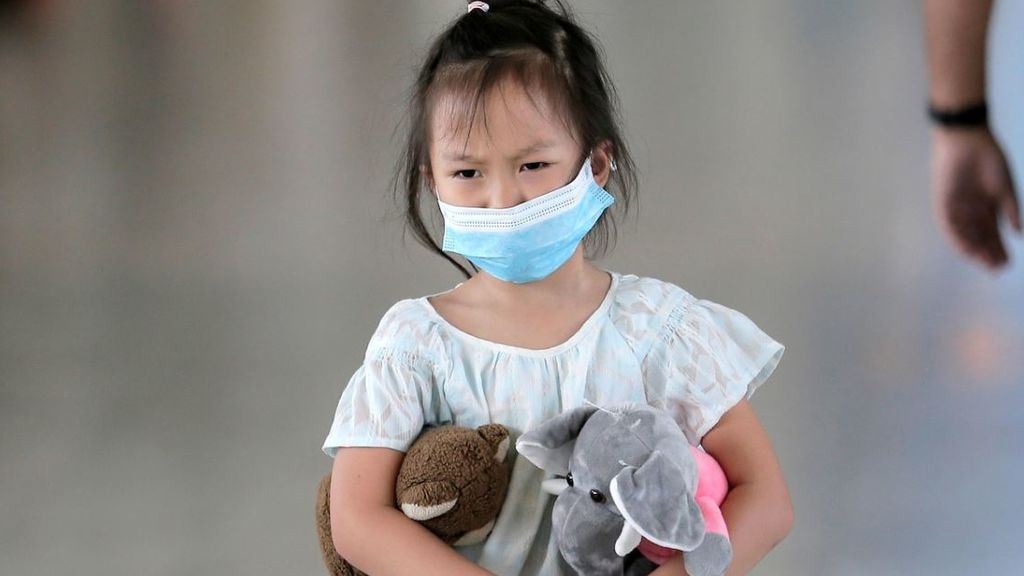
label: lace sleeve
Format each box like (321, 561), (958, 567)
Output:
(643, 295), (784, 445)
(321, 346), (447, 458)
(321, 300), (449, 458)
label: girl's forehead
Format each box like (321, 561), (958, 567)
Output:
(429, 81), (577, 154)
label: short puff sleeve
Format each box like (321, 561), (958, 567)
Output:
(321, 302), (449, 458)
(643, 294), (784, 445)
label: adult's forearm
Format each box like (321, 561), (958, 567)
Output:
(924, 0), (994, 107)
(334, 506), (494, 576)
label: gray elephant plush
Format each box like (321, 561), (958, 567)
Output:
(516, 403), (732, 576)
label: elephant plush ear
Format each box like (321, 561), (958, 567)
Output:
(609, 450), (705, 552)
(515, 405), (599, 475)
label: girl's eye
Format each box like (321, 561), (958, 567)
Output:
(521, 162), (548, 172)
(452, 169), (479, 180)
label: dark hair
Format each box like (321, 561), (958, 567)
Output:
(391, 0), (638, 279)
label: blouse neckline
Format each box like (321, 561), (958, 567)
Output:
(418, 269), (620, 358)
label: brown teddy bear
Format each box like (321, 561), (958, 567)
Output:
(315, 424), (512, 576)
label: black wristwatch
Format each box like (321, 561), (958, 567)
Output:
(927, 101), (988, 128)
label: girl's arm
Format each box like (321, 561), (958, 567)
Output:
(330, 446), (495, 576)
(651, 399), (794, 576)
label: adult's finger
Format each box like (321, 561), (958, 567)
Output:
(1000, 187), (1022, 233)
(951, 201), (1007, 268)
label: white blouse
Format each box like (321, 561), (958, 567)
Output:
(322, 269), (784, 575)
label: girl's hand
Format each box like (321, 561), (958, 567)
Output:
(930, 126), (1022, 270)
(647, 553), (689, 575)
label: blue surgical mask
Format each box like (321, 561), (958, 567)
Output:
(436, 154), (615, 284)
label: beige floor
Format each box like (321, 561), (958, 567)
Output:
(2, 1), (1022, 575)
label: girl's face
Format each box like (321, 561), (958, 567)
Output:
(427, 80), (611, 209)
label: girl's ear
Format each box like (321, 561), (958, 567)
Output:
(589, 140), (614, 188)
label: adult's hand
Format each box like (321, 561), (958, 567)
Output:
(930, 126), (1021, 270)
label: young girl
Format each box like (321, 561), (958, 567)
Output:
(322, 1), (792, 574)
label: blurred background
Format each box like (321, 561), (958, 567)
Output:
(2, 1), (1022, 574)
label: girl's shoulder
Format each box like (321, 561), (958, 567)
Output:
(611, 271), (696, 312)
(607, 270), (697, 358)
(363, 296), (447, 367)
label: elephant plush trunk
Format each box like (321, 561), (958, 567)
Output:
(615, 521), (642, 557)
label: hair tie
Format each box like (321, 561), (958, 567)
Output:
(467, 1), (490, 13)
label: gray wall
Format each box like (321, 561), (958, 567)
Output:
(2, 1), (1022, 574)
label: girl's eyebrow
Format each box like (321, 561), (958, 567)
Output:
(443, 140), (557, 162)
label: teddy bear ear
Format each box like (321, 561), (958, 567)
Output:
(399, 481), (460, 521)
(476, 424), (510, 463)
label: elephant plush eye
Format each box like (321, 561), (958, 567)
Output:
(589, 489), (606, 503)
(565, 472), (574, 487)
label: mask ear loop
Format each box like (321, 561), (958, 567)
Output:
(586, 149), (617, 172)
